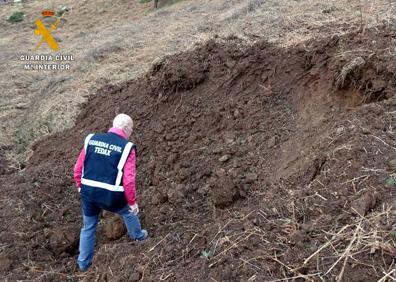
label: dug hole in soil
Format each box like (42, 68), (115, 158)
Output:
(1, 25), (396, 281)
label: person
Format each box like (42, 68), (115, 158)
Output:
(73, 113), (148, 272)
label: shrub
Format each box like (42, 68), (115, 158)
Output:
(7, 11), (24, 23)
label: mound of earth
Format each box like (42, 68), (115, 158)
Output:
(1, 25), (395, 281)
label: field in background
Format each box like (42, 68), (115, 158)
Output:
(0, 0), (395, 165)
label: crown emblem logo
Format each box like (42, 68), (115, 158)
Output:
(41, 9), (55, 17)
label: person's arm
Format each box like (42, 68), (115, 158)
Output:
(73, 148), (85, 190)
(123, 148), (137, 206)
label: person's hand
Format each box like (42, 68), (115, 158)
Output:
(77, 187), (81, 193)
(128, 203), (139, 215)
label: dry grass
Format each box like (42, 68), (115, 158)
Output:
(300, 204), (395, 281)
(177, 202), (395, 280)
(334, 56), (366, 89)
(0, 0), (395, 164)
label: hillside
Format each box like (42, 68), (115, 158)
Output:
(1, 0), (394, 160)
(0, 0), (396, 281)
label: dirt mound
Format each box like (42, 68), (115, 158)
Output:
(1, 25), (396, 281)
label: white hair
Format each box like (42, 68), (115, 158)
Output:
(113, 113), (133, 129)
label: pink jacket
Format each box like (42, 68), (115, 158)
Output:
(73, 127), (137, 205)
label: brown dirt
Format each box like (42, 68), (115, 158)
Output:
(1, 25), (396, 281)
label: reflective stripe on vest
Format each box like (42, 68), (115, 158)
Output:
(115, 142), (133, 187)
(84, 133), (94, 153)
(82, 133), (94, 177)
(81, 137), (134, 193)
(81, 178), (125, 192)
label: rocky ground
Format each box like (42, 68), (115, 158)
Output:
(0, 24), (395, 281)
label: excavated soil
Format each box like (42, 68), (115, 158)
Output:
(1, 25), (396, 281)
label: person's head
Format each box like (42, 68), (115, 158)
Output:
(113, 113), (133, 138)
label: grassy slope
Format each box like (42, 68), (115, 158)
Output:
(0, 0), (394, 164)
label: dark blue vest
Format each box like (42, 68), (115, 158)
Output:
(80, 132), (135, 213)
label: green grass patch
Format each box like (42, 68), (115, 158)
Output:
(385, 176), (396, 187)
(7, 11), (24, 23)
